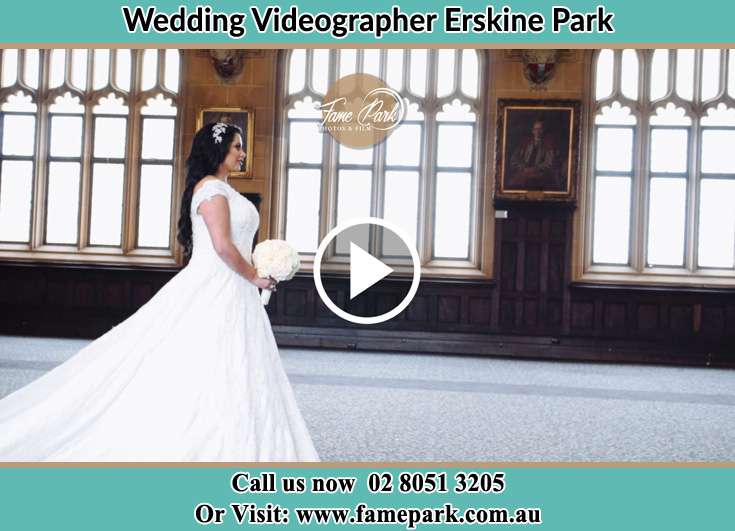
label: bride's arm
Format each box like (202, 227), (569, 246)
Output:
(198, 195), (275, 291)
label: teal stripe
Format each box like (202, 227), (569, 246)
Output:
(1, 1), (734, 44)
(1, 467), (733, 529)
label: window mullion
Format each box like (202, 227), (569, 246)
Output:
(170, 59), (184, 260)
(275, 52), (288, 241)
(356, 49), (364, 74)
(368, 52), (387, 256)
(468, 51), (485, 267)
(122, 50), (142, 253)
(633, 61), (651, 272)
(421, 51), (437, 265)
(687, 118), (701, 273)
(453, 49), (462, 96)
(156, 50), (166, 89)
(322, 134), (337, 259)
(612, 49), (622, 98)
(30, 49), (50, 250)
(372, 132), (386, 258)
(77, 53), (94, 250)
(404, 50), (428, 260)
(683, 51), (702, 272)
(668, 49), (677, 100)
(469, 120), (480, 265)
(304, 49), (313, 91)
(692, 50), (703, 106)
(320, 50), (337, 260)
(719, 49), (729, 101)
(588, 106), (599, 271)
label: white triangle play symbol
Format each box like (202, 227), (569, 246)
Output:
(350, 242), (394, 300)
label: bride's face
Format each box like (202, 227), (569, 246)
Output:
(222, 133), (245, 173)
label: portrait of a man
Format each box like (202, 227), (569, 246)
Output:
(509, 119), (561, 188)
(497, 101), (579, 199)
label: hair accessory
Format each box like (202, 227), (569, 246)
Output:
(212, 123), (228, 144)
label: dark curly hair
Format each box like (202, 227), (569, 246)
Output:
(177, 122), (243, 259)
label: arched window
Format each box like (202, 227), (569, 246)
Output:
(277, 49), (488, 276)
(0, 49), (182, 266)
(582, 49), (735, 285)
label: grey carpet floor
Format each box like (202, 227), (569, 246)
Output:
(1, 335), (734, 461)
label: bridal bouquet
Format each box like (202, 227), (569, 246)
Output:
(252, 240), (300, 305)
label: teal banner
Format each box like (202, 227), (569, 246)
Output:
(1, 0), (734, 45)
(1, 466), (733, 529)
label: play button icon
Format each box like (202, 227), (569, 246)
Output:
(313, 217), (421, 325)
(349, 242), (393, 299)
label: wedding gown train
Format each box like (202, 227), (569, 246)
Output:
(0, 179), (320, 461)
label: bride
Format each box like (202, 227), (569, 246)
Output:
(0, 123), (320, 462)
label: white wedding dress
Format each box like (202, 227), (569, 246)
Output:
(0, 179), (320, 461)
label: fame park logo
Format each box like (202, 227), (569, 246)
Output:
(318, 73), (406, 148)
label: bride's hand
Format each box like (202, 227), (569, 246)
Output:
(252, 275), (277, 291)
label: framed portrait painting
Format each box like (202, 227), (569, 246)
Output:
(496, 99), (580, 201)
(197, 107), (255, 178)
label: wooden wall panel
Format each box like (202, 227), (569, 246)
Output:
(669, 305), (694, 336)
(469, 297), (491, 325)
(726, 306), (735, 336)
(548, 244), (565, 294)
(571, 302), (595, 330)
(284, 289), (308, 317)
(638, 305), (659, 332)
(500, 243), (517, 291)
(406, 295), (429, 322)
(524, 243), (541, 293)
(603, 303), (626, 331)
(546, 299), (563, 327)
(702, 306), (725, 335)
(438, 296), (461, 323)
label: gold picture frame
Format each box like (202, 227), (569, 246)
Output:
(197, 107), (255, 178)
(496, 99), (580, 201)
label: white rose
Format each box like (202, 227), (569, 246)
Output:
(252, 240), (300, 282)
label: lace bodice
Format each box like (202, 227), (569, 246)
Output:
(190, 179), (259, 263)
